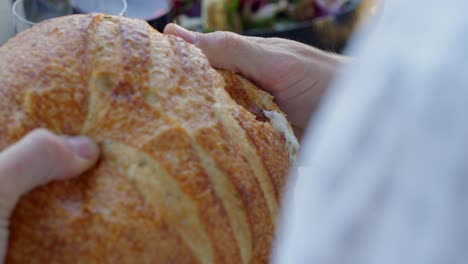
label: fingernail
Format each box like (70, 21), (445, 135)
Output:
(173, 24), (198, 44)
(66, 137), (98, 161)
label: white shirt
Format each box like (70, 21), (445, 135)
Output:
(273, 0), (468, 263)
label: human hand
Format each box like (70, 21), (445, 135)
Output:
(164, 24), (347, 133)
(0, 129), (99, 262)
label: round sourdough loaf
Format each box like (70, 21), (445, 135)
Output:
(0, 14), (299, 264)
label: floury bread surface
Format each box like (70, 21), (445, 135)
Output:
(0, 14), (298, 263)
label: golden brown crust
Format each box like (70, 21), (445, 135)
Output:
(7, 161), (198, 264)
(195, 123), (275, 263)
(218, 70), (281, 122)
(217, 70), (294, 201)
(142, 126), (242, 264)
(0, 14), (297, 263)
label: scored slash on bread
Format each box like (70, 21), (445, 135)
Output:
(0, 14), (298, 264)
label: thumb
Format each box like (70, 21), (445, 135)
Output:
(164, 23), (263, 81)
(0, 129), (99, 209)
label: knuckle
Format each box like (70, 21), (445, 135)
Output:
(211, 31), (242, 50)
(29, 129), (55, 145)
(28, 130), (76, 179)
(269, 37), (286, 44)
(27, 128), (55, 142)
(28, 129), (66, 160)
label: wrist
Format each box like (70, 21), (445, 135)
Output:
(310, 48), (348, 92)
(278, 49), (346, 130)
(0, 227), (6, 263)
(0, 215), (8, 263)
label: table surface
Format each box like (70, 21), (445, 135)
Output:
(0, 1), (14, 45)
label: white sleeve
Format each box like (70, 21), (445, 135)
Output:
(272, 1), (468, 263)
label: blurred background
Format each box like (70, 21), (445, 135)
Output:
(1, 0), (381, 52)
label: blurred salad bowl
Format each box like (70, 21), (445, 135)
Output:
(175, 0), (381, 52)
